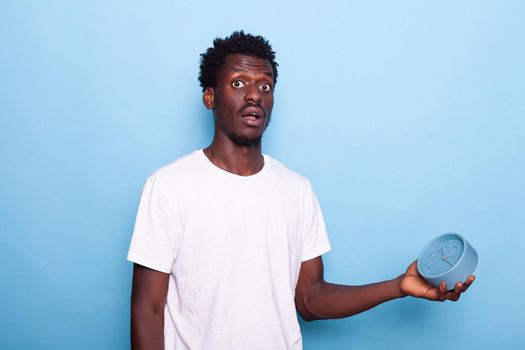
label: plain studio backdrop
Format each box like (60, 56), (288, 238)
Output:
(1, 1), (524, 349)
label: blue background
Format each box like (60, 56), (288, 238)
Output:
(1, 1), (524, 349)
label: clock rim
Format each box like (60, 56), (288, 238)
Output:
(416, 232), (468, 279)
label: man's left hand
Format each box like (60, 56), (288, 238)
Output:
(399, 261), (475, 302)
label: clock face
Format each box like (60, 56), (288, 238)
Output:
(419, 234), (465, 277)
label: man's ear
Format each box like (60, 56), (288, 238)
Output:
(203, 87), (215, 109)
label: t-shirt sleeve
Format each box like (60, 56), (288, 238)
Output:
(127, 173), (182, 273)
(301, 180), (331, 261)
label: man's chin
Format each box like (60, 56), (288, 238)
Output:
(228, 133), (262, 147)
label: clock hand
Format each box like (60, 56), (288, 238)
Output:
(442, 256), (454, 267)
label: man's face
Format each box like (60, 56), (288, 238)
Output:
(203, 54), (274, 147)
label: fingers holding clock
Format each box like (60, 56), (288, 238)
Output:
(401, 263), (476, 302)
(446, 282), (463, 302)
(434, 282), (448, 302)
(451, 275), (475, 298)
(441, 275), (475, 302)
(463, 275), (475, 292)
(435, 281), (459, 302)
(439, 281), (447, 294)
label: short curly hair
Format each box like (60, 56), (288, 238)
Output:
(199, 31), (278, 92)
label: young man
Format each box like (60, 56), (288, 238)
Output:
(128, 31), (474, 350)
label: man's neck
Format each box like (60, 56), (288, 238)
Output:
(203, 141), (264, 176)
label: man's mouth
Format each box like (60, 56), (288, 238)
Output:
(240, 106), (265, 126)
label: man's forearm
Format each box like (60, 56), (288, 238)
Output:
(298, 275), (407, 321)
(131, 304), (165, 350)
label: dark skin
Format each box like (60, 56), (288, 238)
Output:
(130, 54), (475, 349)
(130, 264), (168, 350)
(202, 54), (275, 175)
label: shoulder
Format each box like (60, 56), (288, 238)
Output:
(265, 155), (312, 190)
(145, 151), (204, 189)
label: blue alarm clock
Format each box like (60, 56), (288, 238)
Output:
(417, 233), (478, 289)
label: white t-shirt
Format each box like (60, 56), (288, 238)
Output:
(127, 150), (331, 350)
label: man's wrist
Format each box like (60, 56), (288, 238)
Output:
(392, 274), (408, 299)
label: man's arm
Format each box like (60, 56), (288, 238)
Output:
(130, 263), (169, 350)
(295, 256), (474, 321)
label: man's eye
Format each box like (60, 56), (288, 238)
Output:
(231, 80), (245, 88)
(260, 84), (272, 92)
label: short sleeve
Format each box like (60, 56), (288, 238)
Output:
(301, 180), (331, 261)
(127, 173), (182, 273)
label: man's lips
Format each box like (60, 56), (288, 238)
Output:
(240, 104), (265, 117)
(240, 105), (265, 126)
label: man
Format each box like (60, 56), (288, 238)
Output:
(128, 31), (474, 350)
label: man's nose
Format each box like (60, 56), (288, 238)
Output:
(244, 84), (262, 103)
